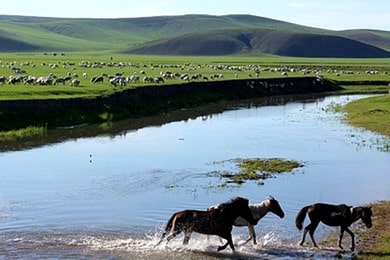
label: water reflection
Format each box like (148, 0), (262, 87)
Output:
(1, 94), (326, 152)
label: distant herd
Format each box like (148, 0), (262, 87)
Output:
(0, 59), (388, 88)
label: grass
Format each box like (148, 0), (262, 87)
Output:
(0, 53), (389, 100)
(322, 94), (390, 259)
(220, 158), (302, 184)
(345, 95), (390, 136)
(1, 15), (390, 57)
(0, 126), (45, 141)
(352, 201), (390, 259)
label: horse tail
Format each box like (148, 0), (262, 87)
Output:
(155, 213), (178, 247)
(295, 205), (310, 230)
(162, 213), (178, 238)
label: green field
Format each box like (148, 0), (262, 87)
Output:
(1, 15), (389, 57)
(1, 53), (389, 100)
(345, 95), (390, 137)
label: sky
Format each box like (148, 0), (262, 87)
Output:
(1, 0), (389, 31)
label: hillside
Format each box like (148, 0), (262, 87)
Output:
(127, 29), (390, 58)
(0, 14), (389, 57)
(0, 35), (41, 52)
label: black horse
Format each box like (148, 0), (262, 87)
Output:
(156, 197), (256, 251)
(295, 203), (372, 251)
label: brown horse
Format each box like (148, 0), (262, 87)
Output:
(295, 203), (372, 251)
(156, 197), (256, 251)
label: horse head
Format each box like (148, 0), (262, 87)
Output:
(268, 196), (285, 218)
(359, 206), (373, 228)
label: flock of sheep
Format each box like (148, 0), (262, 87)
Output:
(0, 59), (388, 88)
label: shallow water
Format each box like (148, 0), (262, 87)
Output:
(0, 94), (389, 259)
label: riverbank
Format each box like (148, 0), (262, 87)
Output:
(354, 201), (390, 259)
(345, 94), (390, 137)
(340, 95), (390, 259)
(319, 201), (390, 260)
(0, 76), (340, 131)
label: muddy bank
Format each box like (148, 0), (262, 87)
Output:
(0, 77), (340, 130)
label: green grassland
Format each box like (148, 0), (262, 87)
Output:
(1, 15), (389, 56)
(0, 14), (330, 52)
(0, 53), (389, 100)
(345, 95), (390, 137)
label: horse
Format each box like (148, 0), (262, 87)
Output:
(234, 196), (285, 245)
(208, 195), (285, 245)
(295, 203), (372, 251)
(156, 197), (256, 252)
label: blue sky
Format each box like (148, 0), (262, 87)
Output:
(1, 0), (389, 31)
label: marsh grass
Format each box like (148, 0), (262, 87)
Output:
(219, 158), (302, 184)
(326, 101), (345, 113)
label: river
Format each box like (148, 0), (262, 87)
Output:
(0, 94), (389, 259)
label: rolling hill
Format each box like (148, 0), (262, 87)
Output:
(0, 14), (389, 57)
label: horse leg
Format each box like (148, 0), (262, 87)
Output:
(299, 223), (310, 246)
(344, 227), (355, 251)
(247, 225), (257, 245)
(218, 234), (235, 252)
(218, 241), (229, 251)
(308, 221), (320, 248)
(183, 230), (192, 245)
(338, 227), (345, 250)
(166, 229), (182, 242)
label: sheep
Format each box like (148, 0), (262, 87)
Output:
(36, 76), (53, 86)
(110, 76), (127, 87)
(8, 75), (23, 84)
(54, 77), (66, 85)
(91, 76), (104, 84)
(0, 75), (6, 84)
(154, 76), (164, 83)
(70, 79), (80, 87)
(127, 75), (140, 83)
(24, 76), (36, 85)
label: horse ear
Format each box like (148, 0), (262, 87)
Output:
(267, 195), (275, 200)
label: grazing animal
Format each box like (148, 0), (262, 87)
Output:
(296, 203), (372, 251)
(0, 75), (7, 84)
(156, 197), (256, 252)
(54, 77), (66, 85)
(91, 76), (104, 84)
(70, 78), (80, 87)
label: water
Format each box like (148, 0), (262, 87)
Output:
(0, 94), (389, 259)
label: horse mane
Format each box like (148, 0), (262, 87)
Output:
(224, 197), (248, 206)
